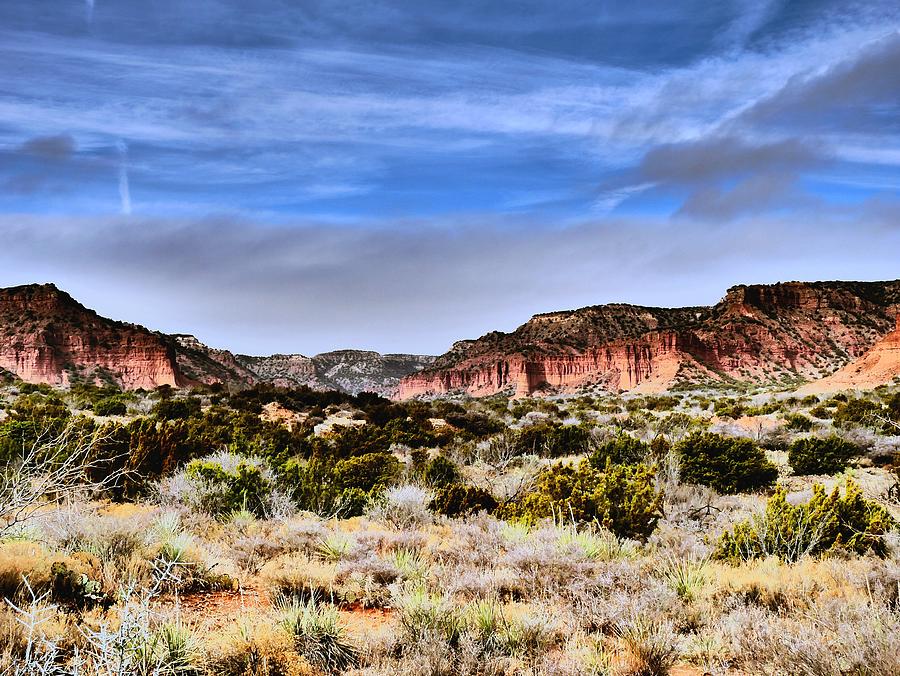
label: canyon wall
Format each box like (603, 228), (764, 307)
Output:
(400, 280), (900, 398)
(0, 284), (182, 389)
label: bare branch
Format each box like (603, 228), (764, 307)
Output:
(0, 419), (128, 538)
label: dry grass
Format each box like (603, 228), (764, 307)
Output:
(2, 396), (899, 675)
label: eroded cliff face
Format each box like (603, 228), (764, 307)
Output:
(399, 280), (900, 399)
(399, 332), (694, 398)
(0, 284), (182, 389)
(797, 315), (900, 394)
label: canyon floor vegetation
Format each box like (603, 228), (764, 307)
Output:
(1, 376), (900, 675)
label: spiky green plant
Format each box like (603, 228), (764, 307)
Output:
(390, 548), (429, 582)
(558, 526), (639, 561)
(395, 585), (464, 646)
(277, 596), (358, 674)
(657, 557), (708, 602)
(154, 622), (203, 676)
(615, 616), (676, 676)
(315, 533), (354, 563)
(227, 507), (257, 531)
(467, 599), (506, 656)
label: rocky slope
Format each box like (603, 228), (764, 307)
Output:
(170, 334), (260, 387)
(0, 284), (183, 389)
(235, 353), (318, 389)
(796, 314), (900, 395)
(309, 350), (437, 396)
(236, 350), (436, 396)
(399, 280), (900, 398)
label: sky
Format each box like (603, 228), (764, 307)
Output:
(0, 1), (898, 356)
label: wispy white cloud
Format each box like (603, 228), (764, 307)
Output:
(0, 1), (898, 353)
(0, 208), (896, 354)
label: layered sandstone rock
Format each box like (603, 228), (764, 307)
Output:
(0, 284), (182, 389)
(399, 280), (900, 399)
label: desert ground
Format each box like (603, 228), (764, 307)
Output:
(1, 378), (899, 675)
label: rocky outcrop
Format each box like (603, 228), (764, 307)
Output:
(0, 284), (183, 389)
(400, 280), (900, 399)
(311, 350), (436, 396)
(170, 334), (260, 387)
(238, 350), (435, 396)
(235, 353), (318, 389)
(796, 315), (900, 394)
(0, 283), (435, 395)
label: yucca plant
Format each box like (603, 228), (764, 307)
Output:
(315, 533), (354, 563)
(390, 548), (429, 582)
(395, 585), (465, 647)
(558, 525), (639, 562)
(584, 641), (614, 676)
(467, 599), (507, 656)
(156, 532), (195, 566)
(615, 616), (677, 676)
(151, 511), (183, 543)
(656, 556), (708, 602)
(133, 621), (202, 676)
(502, 607), (560, 659)
(227, 507), (257, 532)
(277, 596), (358, 674)
(500, 522), (531, 545)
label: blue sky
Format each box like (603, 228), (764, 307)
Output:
(0, 1), (898, 355)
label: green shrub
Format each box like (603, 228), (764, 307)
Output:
(627, 395), (679, 412)
(428, 484), (497, 517)
(442, 411), (504, 437)
(713, 398), (746, 419)
(716, 480), (896, 562)
(783, 413), (814, 432)
(333, 452), (400, 493)
(93, 396), (127, 416)
(832, 398), (881, 429)
(422, 454), (460, 487)
(809, 405), (833, 420)
(502, 459), (662, 540)
(744, 401), (784, 416)
(587, 434), (648, 467)
(788, 436), (858, 475)
(675, 432), (777, 494)
(153, 397), (201, 421)
(280, 458), (367, 517)
(7, 393), (70, 423)
(656, 412), (703, 440)
(277, 597), (359, 673)
(184, 455), (274, 517)
(515, 423), (591, 458)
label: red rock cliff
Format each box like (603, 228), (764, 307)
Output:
(399, 280), (900, 398)
(0, 284), (183, 389)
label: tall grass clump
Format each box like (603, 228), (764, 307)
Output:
(276, 596), (358, 673)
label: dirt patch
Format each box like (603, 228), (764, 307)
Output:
(154, 586), (271, 630)
(154, 588), (396, 637)
(338, 604), (396, 638)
